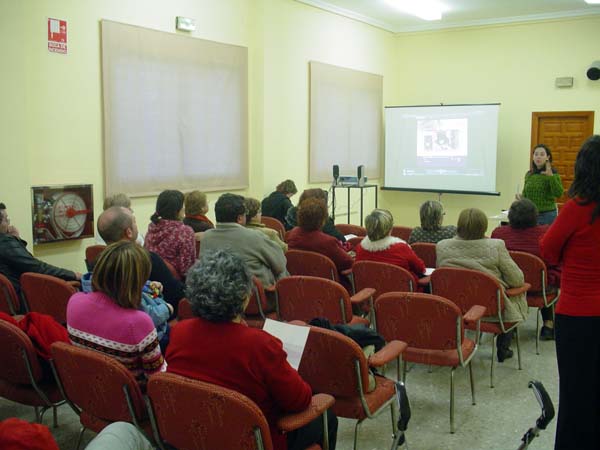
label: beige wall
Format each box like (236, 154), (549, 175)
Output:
(1, 1), (599, 273)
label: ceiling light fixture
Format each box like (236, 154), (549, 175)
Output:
(385, 0), (446, 21)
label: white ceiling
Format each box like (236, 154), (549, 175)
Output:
(295, 0), (600, 33)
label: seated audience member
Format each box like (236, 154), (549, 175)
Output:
(285, 189), (346, 242)
(166, 250), (338, 450)
(67, 241), (166, 384)
(408, 200), (457, 244)
(491, 198), (559, 340)
(145, 190), (196, 279)
(97, 206), (185, 314)
(201, 193), (288, 287)
(98, 193), (144, 245)
(262, 179), (297, 227)
(244, 197), (288, 252)
(0, 418), (59, 450)
(183, 190), (214, 233)
(286, 198), (353, 273)
(85, 422), (154, 450)
(437, 208), (528, 362)
(355, 209), (426, 282)
(0, 202), (80, 297)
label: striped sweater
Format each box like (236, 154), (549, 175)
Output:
(66, 291), (166, 382)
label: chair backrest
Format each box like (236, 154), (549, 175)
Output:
(430, 267), (502, 317)
(163, 260), (182, 281)
(0, 319), (44, 384)
(20, 273), (77, 324)
(245, 277), (269, 317)
(508, 251), (546, 292)
(390, 226), (413, 241)
(177, 298), (193, 321)
(85, 245), (106, 269)
(147, 372), (273, 450)
(298, 325), (370, 397)
(51, 342), (146, 423)
(0, 274), (20, 315)
(261, 216), (286, 241)
(276, 276), (352, 324)
(353, 261), (414, 297)
(335, 224), (367, 237)
(375, 292), (463, 350)
(195, 239), (201, 258)
(410, 242), (437, 268)
(285, 249), (339, 282)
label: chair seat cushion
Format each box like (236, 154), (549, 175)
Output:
(0, 379), (63, 406)
(527, 292), (558, 309)
(244, 312), (278, 329)
(332, 375), (395, 420)
(403, 338), (476, 367)
(348, 315), (370, 326)
(468, 321), (518, 334)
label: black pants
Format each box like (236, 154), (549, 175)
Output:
(541, 306), (554, 322)
(287, 409), (338, 450)
(496, 330), (513, 350)
(554, 314), (600, 450)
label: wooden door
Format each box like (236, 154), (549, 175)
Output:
(531, 111), (595, 205)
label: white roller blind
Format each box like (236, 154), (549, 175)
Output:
(101, 20), (248, 197)
(309, 61), (382, 183)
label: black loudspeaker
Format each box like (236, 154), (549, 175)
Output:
(587, 61), (600, 81)
(333, 165), (339, 185)
(357, 165), (365, 186)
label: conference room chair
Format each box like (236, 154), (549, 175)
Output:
(20, 273), (77, 325)
(285, 249), (354, 292)
(334, 223), (367, 237)
(0, 273), (22, 315)
(509, 251), (560, 355)
(85, 245), (106, 271)
(50, 342), (152, 449)
(194, 239), (201, 258)
(390, 226), (413, 242)
(176, 298), (193, 321)
(275, 276), (373, 326)
(375, 292), (485, 433)
(146, 372), (335, 450)
(0, 319), (65, 427)
(297, 324), (406, 450)
(244, 277), (278, 328)
(162, 259), (182, 281)
(261, 215), (286, 241)
(410, 242), (437, 268)
(430, 267), (530, 388)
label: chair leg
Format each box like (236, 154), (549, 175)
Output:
(76, 426), (87, 450)
(535, 308), (541, 355)
(468, 361), (476, 405)
(490, 335), (496, 389)
(52, 405), (58, 428)
(516, 327), (522, 370)
(34, 406), (41, 423)
(450, 367), (455, 434)
(353, 419), (363, 450)
(390, 396), (399, 438)
(402, 359), (407, 383)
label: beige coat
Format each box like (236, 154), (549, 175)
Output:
(436, 237), (528, 323)
(246, 222), (288, 252)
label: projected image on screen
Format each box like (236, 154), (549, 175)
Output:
(417, 119), (467, 157)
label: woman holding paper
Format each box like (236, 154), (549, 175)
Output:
(166, 250), (337, 450)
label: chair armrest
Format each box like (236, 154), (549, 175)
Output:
(350, 288), (376, 305)
(463, 305), (486, 325)
(506, 283), (531, 297)
(264, 285), (276, 293)
(368, 340), (407, 368)
(417, 276), (430, 287)
(276, 394), (335, 433)
(288, 320), (308, 326)
(340, 268), (353, 277)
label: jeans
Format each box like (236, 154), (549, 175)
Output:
(538, 209), (558, 225)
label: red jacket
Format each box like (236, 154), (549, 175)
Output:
(355, 236), (426, 281)
(286, 227), (353, 272)
(166, 318), (312, 450)
(0, 312), (69, 360)
(541, 199), (600, 316)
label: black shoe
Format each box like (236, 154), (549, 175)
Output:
(497, 348), (514, 363)
(540, 326), (555, 341)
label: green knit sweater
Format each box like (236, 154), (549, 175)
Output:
(522, 172), (564, 212)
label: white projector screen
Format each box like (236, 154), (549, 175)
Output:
(384, 104), (500, 195)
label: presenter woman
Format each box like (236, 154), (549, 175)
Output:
(520, 144), (564, 225)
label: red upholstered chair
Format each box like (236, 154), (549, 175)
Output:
(146, 372), (335, 450)
(261, 216), (286, 241)
(509, 251), (560, 355)
(50, 342), (152, 449)
(20, 273), (77, 325)
(375, 292), (485, 433)
(244, 277), (278, 329)
(430, 267), (530, 388)
(285, 249), (355, 294)
(194, 239), (201, 258)
(276, 276), (373, 326)
(335, 223), (367, 237)
(177, 298), (193, 321)
(297, 325), (407, 450)
(390, 226), (413, 242)
(162, 260), (182, 281)
(85, 245), (106, 270)
(410, 242), (437, 268)
(0, 319), (65, 427)
(0, 273), (21, 315)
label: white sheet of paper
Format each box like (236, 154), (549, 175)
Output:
(344, 233), (358, 240)
(262, 319), (310, 370)
(424, 267), (435, 276)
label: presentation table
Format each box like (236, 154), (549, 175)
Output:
(331, 184), (378, 227)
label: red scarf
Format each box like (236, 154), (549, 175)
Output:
(185, 214), (214, 226)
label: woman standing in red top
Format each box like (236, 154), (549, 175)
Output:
(540, 135), (600, 450)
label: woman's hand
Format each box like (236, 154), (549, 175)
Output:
(543, 162), (553, 176)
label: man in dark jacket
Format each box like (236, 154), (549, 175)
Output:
(261, 179), (297, 227)
(0, 203), (80, 297)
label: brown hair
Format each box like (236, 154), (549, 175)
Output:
(365, 209), (394, 241)
(456, 208), (488, 240)
(298, 188), (327, 205)
(276, 179), (298, 195)
(185, 191), (208, 216)
(297, 198), (327, 231)
(244, 197), (261, 223)
(92, 240), (151, 309)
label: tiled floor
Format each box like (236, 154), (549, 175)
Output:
(1, 311), (558, 450)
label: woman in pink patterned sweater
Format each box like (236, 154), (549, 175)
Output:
(67, 241), (166, 384)
(145, 190), (196, 279)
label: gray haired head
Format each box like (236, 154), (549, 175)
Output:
(185, 250), (253, 322)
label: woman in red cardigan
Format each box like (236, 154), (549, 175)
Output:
(540, 135), (600, 450)
(166, 250), (337, 450)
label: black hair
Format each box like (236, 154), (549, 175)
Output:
(150, 190), (184, 224)
(214, 193), (246, 223)
(529, 144), (557, 175)
(508, 199), (538, 229)
(568, 135), (600, 223)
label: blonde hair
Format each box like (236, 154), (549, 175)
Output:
(420, 201), (444, 231)
(103, 193), (131, 211)
(456, 208), (488, 240)
(244, 197), (261, 223)
(92, 241), (151, 309)
(365, 209), (394, 241)
(185, 191), (208, 216)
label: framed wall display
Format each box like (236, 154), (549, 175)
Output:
(31, 184), (94, 244)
